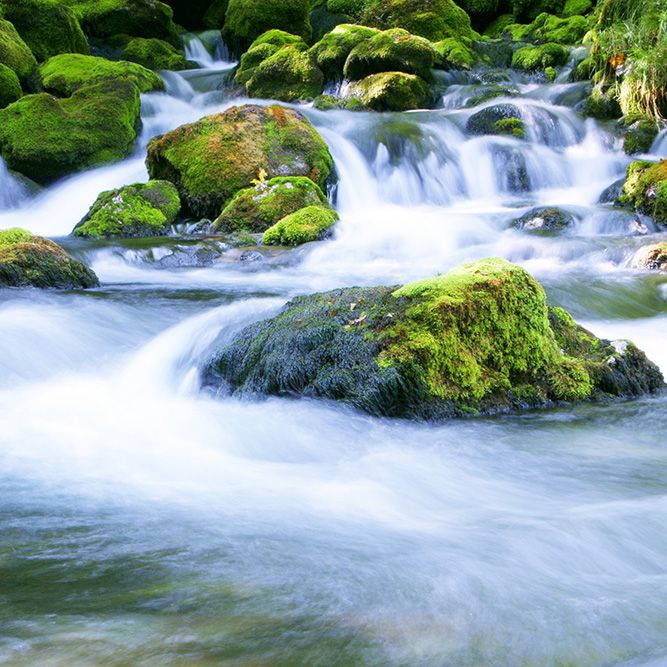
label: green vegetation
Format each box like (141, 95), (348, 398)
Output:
(309, 23), (378, 80)
(619, 159), (667, 224)
(350, 71), (428, 110)
(74, 180), (181, 238)
(621, 114), (659, 154)
(0, 62), (21, 108)
(0, 18), (37, 80)
(235, 30), (306, 85)
(466, 104), (523, 135)
(262, 205), (339, 245)
(432, 37), (476, 69)
(512, 42), (568, 71)
(123, 38), (191, 71)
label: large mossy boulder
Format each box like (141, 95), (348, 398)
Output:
(0, 79), (141, 184)
(0, 227), (99, 288)
(39, 53), (163, 96)
(349, 71), (428, 111)
(309, 24), (378, 80)
(261, 205), (339, 246)
(235, 30), (307, 86)
(0, 18), (37, 81)
(204, 258), (664, 419)
(512, 42), (568, 71)
(122, 37), (190, 71)
(619, 160), (667, 225)
(215, 176), (328, 233)
(0, 62), (21, 108)
(343, 28), (435, 81)
(222, 0), (312, 55)
(73, 180), (180, 238)
(1, 0), (89, 62)
(146, 104), (335, 218)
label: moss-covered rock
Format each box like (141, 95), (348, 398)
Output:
(39, 53), (163, 96)
(122, 37), (190, 70)
(0, 227), (99, 288)
(310, 1), (353, 41)
(349, 70), (428, 111)
(585, 86), (622, 119)
(73, 180), (180, 238)
(1, 0), (89, 62)
(0, 18), (37, 81)
(359, 0), (475, 43)
(466, 103), (523, 136)
(343, 27), (435, 81)
(619, 159), (667, 225)
(262, 205), (339, 245)
(512, 42), (569, 71)
(215, 176), (328, 232)
(222, 0), (312, 55)
(204, 258), (664, 418)
(146, 104), (335, 218)
(432, 37), (476, 69)
(313, 93), (367, 110)
(309, 23), (378, 80)
(529, 13), (589, 45)
(235, 30), (306, 86)
(631, 241), (667, 271)
(0, 62), (21, 108)
(0, 78), (141, 184)
(620, 115), (660, 155)
(562, 0), (592, 16)
(327, 0), (368, 18)
(202, 0), (229, 28)
(512, 206), (575, 231)
(513, 0), (564, 22)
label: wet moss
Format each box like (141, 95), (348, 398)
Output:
(528, 12), (590, 44)
(466, 103), (522, 135)
(262, 205), (338, 245)
(512, 42), (569, 71)
(309, 23), (378, 80)
(562, 0), (593, 16)
(0, 62), (21, 108)
(350, 70), (429, 111)
(235, 30), (307, 86)
(432, 37), (476, 70)
(619, 159), (667, 224)
(74, 180), (181, 238)
(494, 117), (526, 137)
(621, 115), (659, 155)
(123, 38), (190, 71)
(585, 85), (622, 119)
(0, 18), (37, 81)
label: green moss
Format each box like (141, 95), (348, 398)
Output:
(0, 228), (99, 288)
(0, 62), (21, 108)
(585, 86), (622, 118)
(512, 42), (568, 71)
(350, 70), (429, 111)
(327, 0), (367, 18)
(512, 0), (564, 22)
(619, 159), (667, 224)
(262, 205), (338, 245)
(215, 176), (328, 232)
(343, 27), (435, 81)
(313, 93), (366, 110)
(432, 37), (475, 70)
(39, 53), (163, 95)
(455, 0), (499, 27)
(309, 23), (378, 80)
(621, 115), (659, 154)
(73, 180), (181, 238)
(527, 12), (590, 45)
(222, 0), (312, 55)
(0, 18), (37, 81)
(562, 0), (593, 16)
(466, 104), (522, 135)
(495, 118), (526, 137)
(483, 14), (516, 38)
(123, 38), (190, 71)
(1, 0), (88, 62)
(0, 78), (141, 184)
(146, 104), (335, 218)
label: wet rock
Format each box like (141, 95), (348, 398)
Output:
(349, 71), (429, 111)
(619, 159), (667, 226)
(466, 103), (523, 137)
(493, 146), (530, 193)
(620, 115), (660, 155)
(631, 242), (667, 271)
(262, 205), (339, 246)
(309, 23), (378, 81)
(0, 19), (37, 81)
(598, 178), (624, 204)
(512, 206), (576, 232)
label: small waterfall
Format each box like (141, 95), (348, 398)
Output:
(0, 158), (31, 211)
(183, 31), (235, 69)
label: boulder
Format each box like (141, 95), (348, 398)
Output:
(619, 159), (667, 225)
(122, 38), (191, 71)
(73, 180), (181, 238)
(0, 18), (37, 81)
(203, 258), (664, 418)
(0, 227), (99, 288)
(621, 116), (660, 155)
(432, 37), (476, 70)
(511, 43), (568, 72)
(466, 103), (523, 136)
(235, 30), (306, 86)
(631, 242), (667, 271)
(146, 104), (335, 218)
(349, 71), (429, 111)
(512, 206), (576, 232)
(309, 23), (378, 80)
(0, 62), (21, 109)
(262, 205), (339, 245)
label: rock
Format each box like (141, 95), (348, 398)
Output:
(0, 18), (37, 81)
(309, 23), (378, 81)
(493, 146), (530, 192)
(466, 103), (523, 136)
(456, 0), (500, 28)
(512, 43), (568, 72)
(598, 178), (624, 203)
(202, 0), (229, 29)
(562, 0), (593, 16)
(235, 30), (306, 86)
(631, 242), (667, 271)
(203, 258), (664, 418)
(313, 93), (367, 111)
(0, 63), (21, 109)
(621, 115), (660, 155)
(619, 159), (667, 225)
(0, 79), (141, 184)
(327, 0), (368, 19)
(0, 227), (99, 288)
(146, 104), (335, 218)
(215, 176), (329, 233)
(1, 0), (89, 62)
(526, 13), (589, 45)
(349, 71), (429, 111)
(122, 38), (191, 71)
(39, 53), (163, 95)
(584, 87), (622, 120)
(343, 28), (435, 81)
(512, 206), (576, 232)
(73, 180), (181, 238)
(432, 37), (476, 70)
(222, 0), (312, 55)
(262, 205), (339, 245)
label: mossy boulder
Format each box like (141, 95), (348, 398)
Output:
(235, 30), (307, 86)
(359, 0), (475, 43)
(313, 93), (367, 110)
(527, 13), (589, 45)
(621, 116), (660, 155)
(122, 37), (190, 71)
(146, 104), (335, 218)
(0, 227), (99, 288)
(222, 0), (312, 55)
(215, 176), (328, 233)
(432, 37), (476, 70)
(466, 104), (523, 136)
(0, 78), (141, 184)
(585, 86), (622, 119)
(1, 0), (89, 62)
(631, 242), (667, 271)
(512, 0), (564, 22)
(0, 62), (21, 108)
(0, 18), (37, 81)
(343, 28), (435, 81)
(349, 71), (429, 111)
(202, 0), (229, 28)
(309, 23), (378, 80)
(512, 42), (568, 71)
(39, 53), (163, 96)
(327, 0), (368, 18)
(73, 180), (180, 238)
(262, 205), (339, 245)
(562, 0), (592, 16)
(619, 160), (667, 225)
(204, 258), (664, 419)
(512, 206), (576, 232)
(310, 2), (353, 41)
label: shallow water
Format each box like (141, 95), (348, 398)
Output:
(1, 35), (666, 667)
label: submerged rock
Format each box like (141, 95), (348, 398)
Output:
(631, 242), (667, 271)
(0, 228), (99, 288)
(204, 258), (664, 419)
(512, 206), (576, 232)
(621, 116), (660, 155)
(146, 104), (335, 218)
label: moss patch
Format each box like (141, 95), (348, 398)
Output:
(0, 62), (21, 108)
(512, 42), (568, 71)
(0, 18), (37, 81)
(350, 70), (429, 111)
(261, 205), (338, 245)
(619, 159), (667, 224)
(123, 38), (190, 71)
(309, 23), (378, 80)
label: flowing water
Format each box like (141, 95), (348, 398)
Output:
(1, 36), (666, 667)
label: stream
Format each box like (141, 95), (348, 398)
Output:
(1, 34), (666, 666)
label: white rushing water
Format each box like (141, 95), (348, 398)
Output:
(0, 34), (666, 667)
